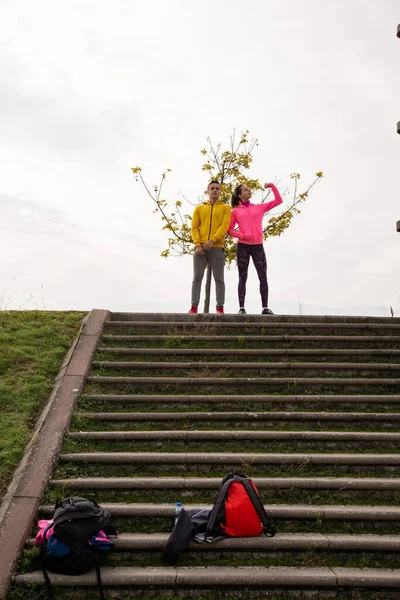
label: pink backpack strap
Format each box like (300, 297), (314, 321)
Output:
(35, 519), (54, 545)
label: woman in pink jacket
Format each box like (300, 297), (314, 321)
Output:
(228, 183), (283, 315)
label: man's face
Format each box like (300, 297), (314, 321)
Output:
(208, 183), (221, 202)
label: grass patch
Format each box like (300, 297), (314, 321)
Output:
(103, 323), (400, 336)
(83, 382), (400, 395)
(8, 589), (400, 600)
(43, 485), (400, 507)
(52, 462), (400, 479)
(100, 334), (400, 351)
(89, 364), (400, 379)
(95, 351), (400, 364)
(13, 544), (400, 578)
(69, 414), (400, 432)
(61, 436), (400, 454)
(0, 310), (86, 500)
(9, 587), (400, 600)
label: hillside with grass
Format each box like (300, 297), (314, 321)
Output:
(0, 311), (86, 501)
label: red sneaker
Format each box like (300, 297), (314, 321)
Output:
(188, 305), (198, 314)
(216, 306), (224, 315)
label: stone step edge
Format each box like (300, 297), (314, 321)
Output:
(14, 566), (400, 588)
(92, 360), (400, 370)
(79, 411), (400, 422)
(87, 376), (400, 385)
(68, 430), (400, 441)
(83, 393), (400, 404)
(98, 347), (400, 356)
(26, 533), (400, 552)
(51, 476), (400, 490)
(39, 502), (400, 520)
(59, 452), (400, 465)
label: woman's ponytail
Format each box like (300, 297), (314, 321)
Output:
(231, 184), (243, 208)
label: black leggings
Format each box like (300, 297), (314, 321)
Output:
(237, 243), (268, 308)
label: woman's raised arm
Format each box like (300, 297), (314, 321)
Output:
(262, 183), (283, 213)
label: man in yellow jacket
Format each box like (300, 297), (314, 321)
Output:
(188, 181), (231, 315)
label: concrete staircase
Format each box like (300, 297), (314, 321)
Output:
(12, 313), (400, 599)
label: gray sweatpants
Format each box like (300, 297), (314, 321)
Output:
(191, 247), (225, 307)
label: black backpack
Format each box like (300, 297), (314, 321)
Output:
(40, 497), (113, 600)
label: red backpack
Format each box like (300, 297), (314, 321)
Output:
(204, 473), (276, 539)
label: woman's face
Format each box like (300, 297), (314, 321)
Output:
(239, 185), (252, 202)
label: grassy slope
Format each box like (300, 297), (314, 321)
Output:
(0, 310), (86, 501)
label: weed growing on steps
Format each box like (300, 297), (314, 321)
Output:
(69, 418), (400, 434)
(61, 435), (400, 454)
(8, 590), (400, 600)
(52, 462), (400, 480)
(100, 334), (400, 350)
(94, 349), (400, 365)
(42, 484), (400, 507)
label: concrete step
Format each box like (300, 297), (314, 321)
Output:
(83, 393), (400, 406)
(86, 375), (400, 391)
(91, 360), (400, 376)
(26, 532), (400, 552)
(51, 476), (400, 490)
(105, 320), (400, 332)
(109, 313), (400, 324)
(97, 347), (400, 359)
(59, 451), (400, 466)
(91, 360), (400, 379)
(79, 411), (400, 422)
(101, 334), (400, 348)
(39, 502), (400, 521)
(68, 430), (400, 442)
(14, 566), (400, 588)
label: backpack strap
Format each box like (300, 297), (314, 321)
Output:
(95, 558), (105, 600)
(203, 474), (235, 540)
(40, 543), (54, 600)
(241, 478), (276, 537)
(40, 537), (105, 600)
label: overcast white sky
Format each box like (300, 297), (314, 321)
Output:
(1, 0), (399, 316)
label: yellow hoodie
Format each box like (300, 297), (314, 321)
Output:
(191, 201), (231, 248)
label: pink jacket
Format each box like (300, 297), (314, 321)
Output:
(228, 183), (283, 245)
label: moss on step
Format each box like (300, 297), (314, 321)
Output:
(69, 415), (400, 433)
